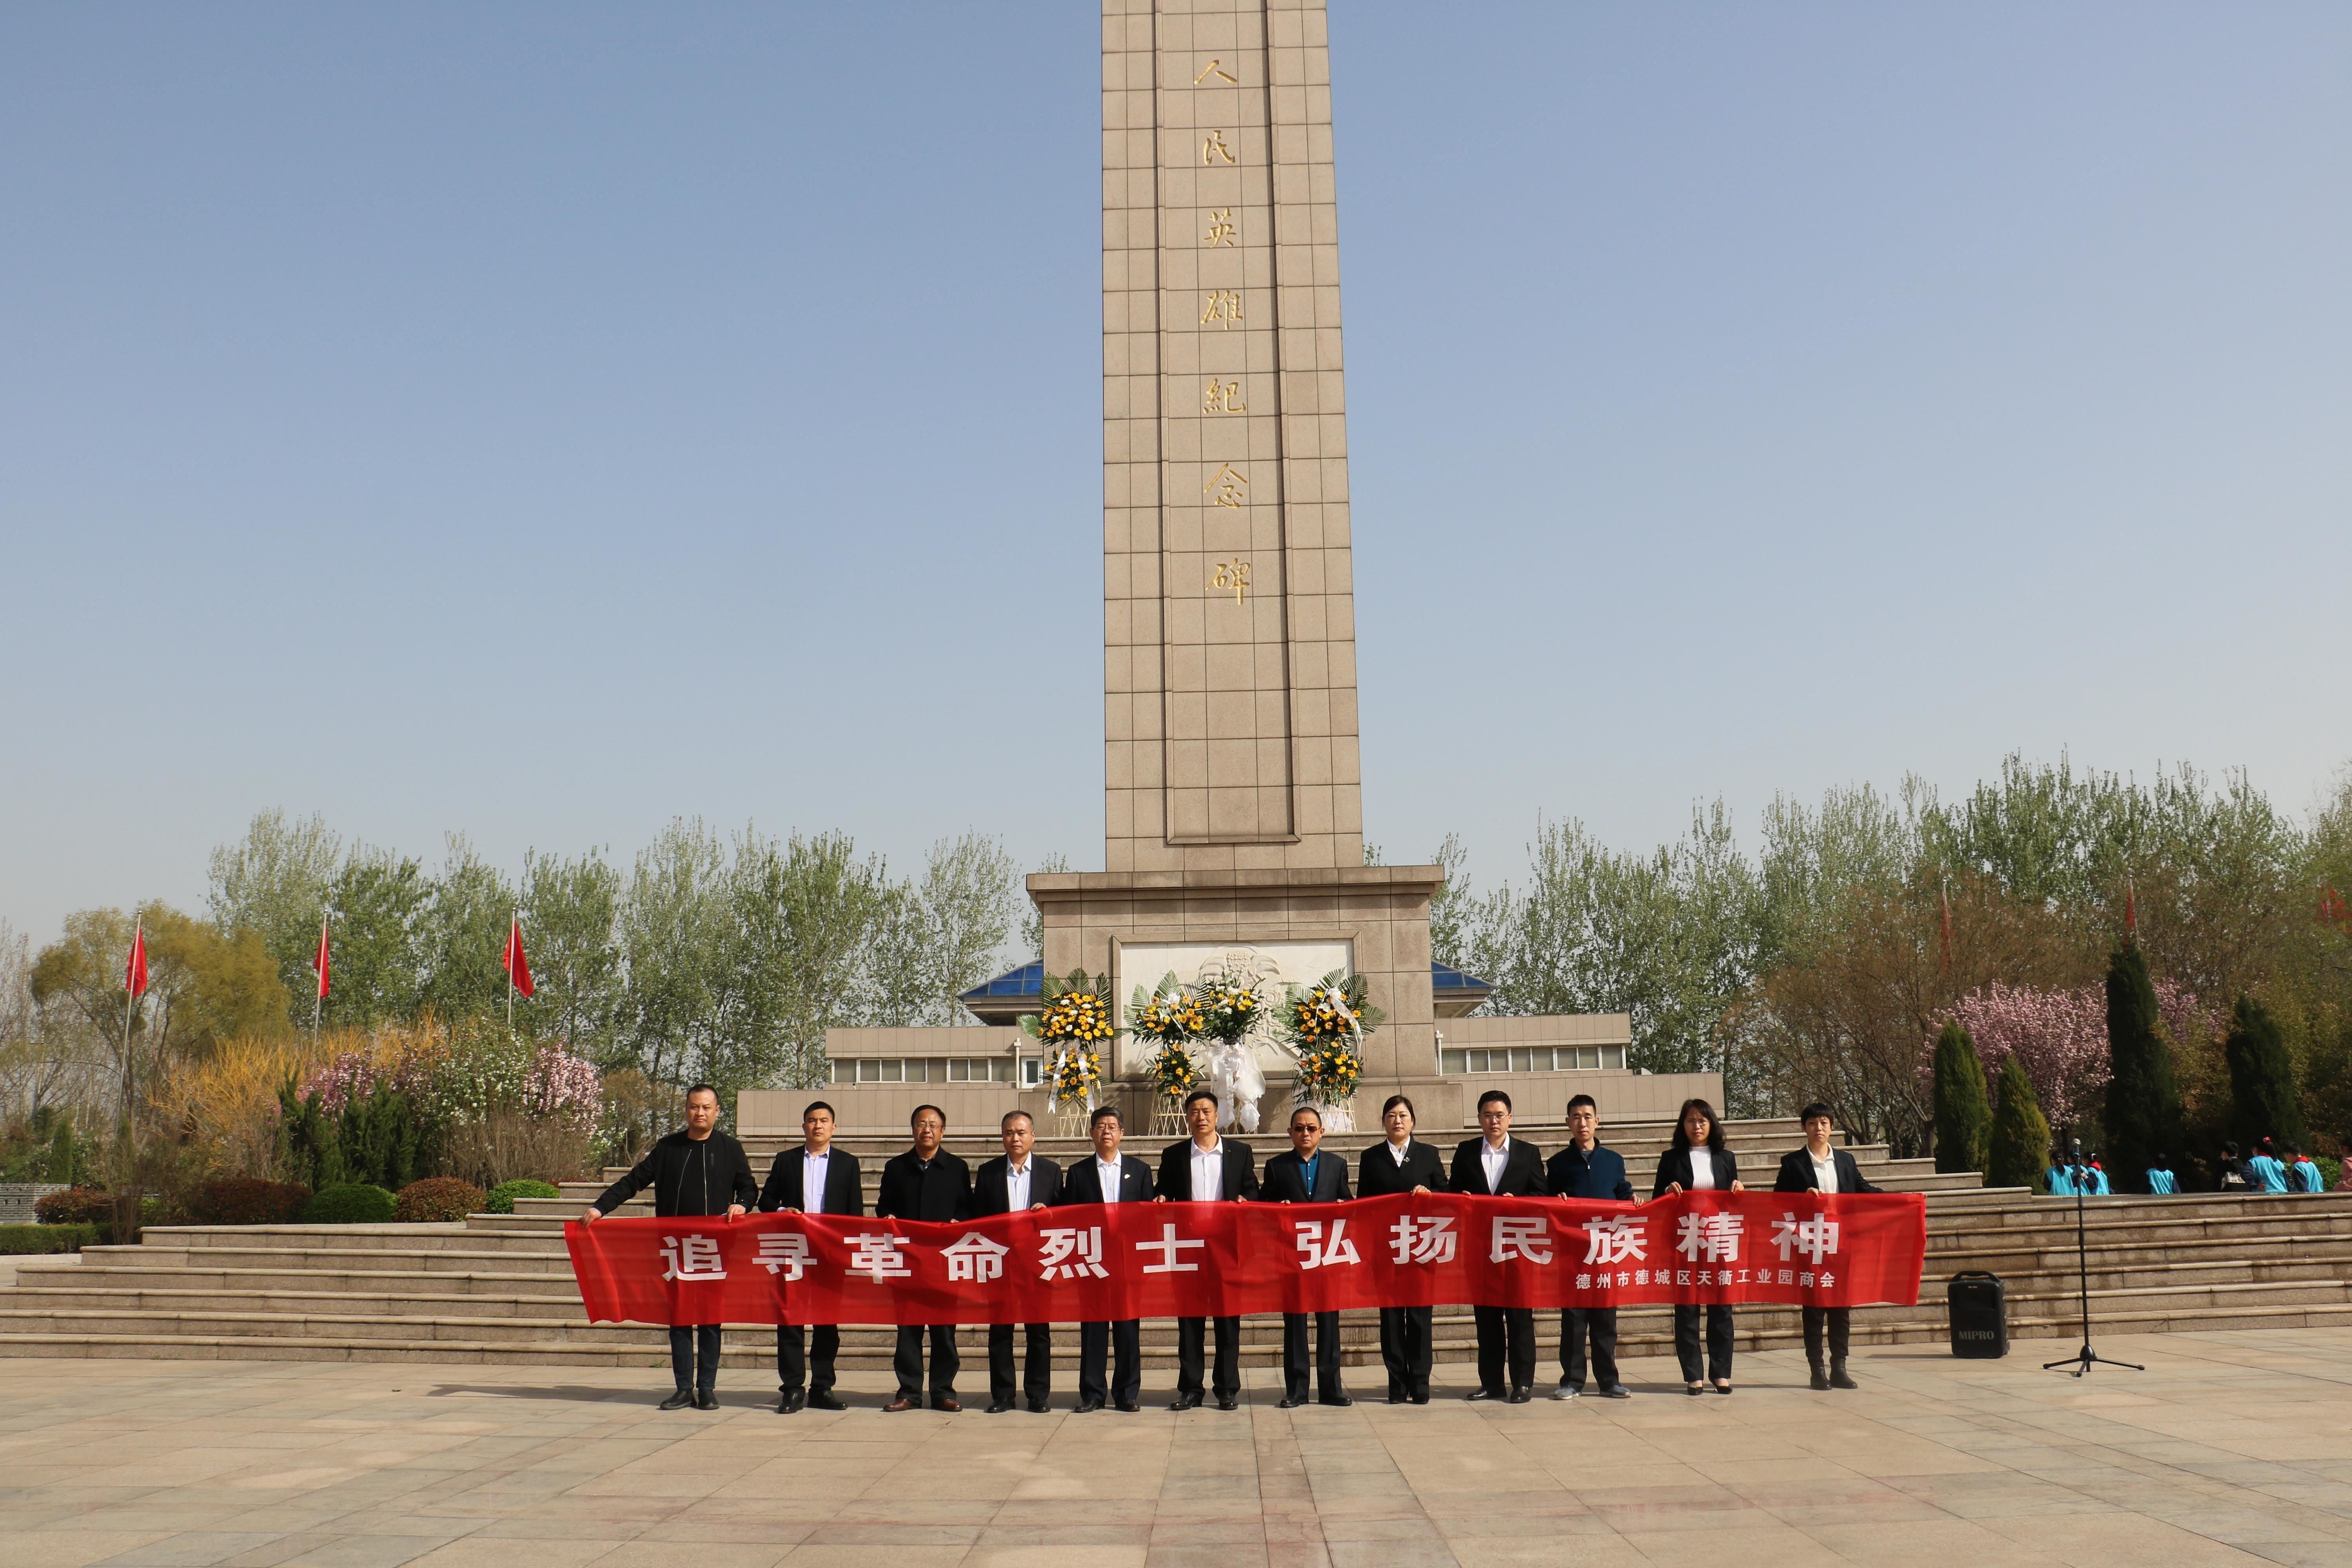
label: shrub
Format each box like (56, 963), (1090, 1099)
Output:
(0, 1223), (98, 1254)
(2103, 944), (2183, 1196)
(393, 1177), (484, 1223)
(2224, 995), (2306, 1155)
(302, 1183), (397, 1224)
(485, 1179), (562, 1214)
(33, 1187), (115, 1225)
(1931, 1022), (1992, 1175)
(1989, 1056), (2053, 1194)
(186, 1178), (313, 1227)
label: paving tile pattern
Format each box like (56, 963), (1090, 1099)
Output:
(8, 1332), (2352, 1566)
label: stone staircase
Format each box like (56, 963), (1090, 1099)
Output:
(4, 1114), (2348, 1371)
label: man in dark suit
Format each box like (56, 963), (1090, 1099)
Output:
(1157, 1086), (1258, 1410)
(757, 1099), (862, 1412)
(876, 1103), (972, 1412)
(1261, 1104), (1352, 1408)
(1545, 1092), (1634, 1401)
(1451, 1089), (1546, 1403)
(1776, 1101), (1879, 1391)
(1358, 1092), (1446, 1404)
(583, 1083), (756, 1410)
(969, 1108), (1062, 1413)
(1058, 1103), (1154, 1411)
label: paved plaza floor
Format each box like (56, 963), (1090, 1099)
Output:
(5, 1331), (2352, 1568)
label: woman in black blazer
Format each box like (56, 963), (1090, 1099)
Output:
(1653, 1097), (1742, 1395)
(1356, 1093), (1447, 1405)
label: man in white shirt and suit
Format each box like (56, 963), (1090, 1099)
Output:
(969, 1109), (1062, 1412)
(1057, 1103), (1153, 1412)
(757, 1100), (862, 1412)
(1450, 1089), (1546, 1403)
(1157, 1087), (1258, 1411)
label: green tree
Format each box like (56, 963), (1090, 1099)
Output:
(616, 818), (732, 1098)
(2223, 995), (2305, 1153)
(418, 835), (515, 1022)
(208, 808), (341, 1024)
(323, 848), (430, 1027)
(518, 847), (623, 1054)
(2102, 943), (2183, 1194)
(1931, 1021), (1992, 1174)
(1987, 1055), (2053, 1193)
(720, 828), (890, 1093)
(863, 834), (1020, 1027)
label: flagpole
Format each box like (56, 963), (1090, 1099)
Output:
(506, 912), (515, 1035)
(312, 913), (326, 1044)
(120, 920), (141, 1244)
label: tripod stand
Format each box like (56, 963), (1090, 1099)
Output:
(2043, 1139), (2143, 1377)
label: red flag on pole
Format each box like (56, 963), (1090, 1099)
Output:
(504, 916), (535, 999)
(312, 914), (331, 1001)
(125, 920), (149, 999)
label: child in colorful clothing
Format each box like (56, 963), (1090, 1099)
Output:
(2246, 1139), (2291, 1193)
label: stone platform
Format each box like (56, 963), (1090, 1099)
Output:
(7, 1330), (2352, 1566)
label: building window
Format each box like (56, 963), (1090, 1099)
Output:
(835, 1056), (1021, 1085)
(1440, 1045), (1628, 1075)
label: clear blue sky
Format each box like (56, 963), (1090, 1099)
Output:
(4, 2), (2347, 942)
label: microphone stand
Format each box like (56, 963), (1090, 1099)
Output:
(2043, 1138), (2142, 1377)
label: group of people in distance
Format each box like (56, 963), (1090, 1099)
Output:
(2056, 1138), (2342, 1196)
(581, 1085), (1880, 1413)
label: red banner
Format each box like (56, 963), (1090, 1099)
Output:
(567, 1191), (1926, 1327)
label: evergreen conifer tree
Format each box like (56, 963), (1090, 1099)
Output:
(1987, 1056), (2052, 1194)
(1931, 1021), (1993, 1174)
(2102, 943), (2183, 1194)
(2224, 995), (2305, 1154)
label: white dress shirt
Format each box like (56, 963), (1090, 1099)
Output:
(1190, 1138), (1225, 1201)
(1480, 1137), (1510, 1194)
(1387, 1138), (1411, 1165)
(1687, 1151), (1715, 1191)
(1095, 1156), (1125, 1201)
(800, 1149), (832, 1214)
(1005, 1159), (1032, 1212)
(1809, 1150), (1838, 1193)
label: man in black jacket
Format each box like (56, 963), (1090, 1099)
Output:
(1451, 1089), (1546, 1403)
(969, 1109), (1062, 1413)
(1261, 1104), (1351, 1408)
(1545, 1093), (1634, 1401)
(1775, 1102), (1878, 1391)
(584, 1083), (755, 1410)
(876, 1103), (972, 1412)
(758, 1100), (862, 1412)
(1059, 1104), (1154, 1412)
(1158, 1087), (1258, 1410)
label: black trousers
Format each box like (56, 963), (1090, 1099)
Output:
(893, 1323), (959, 1399)
(1473, 1305), (1536, 1394)
(1674, 1304), (1735, 1383)
(1080, 1319), (1141, 1406)
(1379, 1305), (1434, 1399)
(777, 1323), (839, 1394)
(989, 1323), (1052, 1405)
(668, 1324), (720, 1394)
(1558, 1307), (1619, 1389)
(1802, 1305), (1851, 1367)
(1282, 1312), (1343, 1400)
(1177, 1315), (1241, 1399)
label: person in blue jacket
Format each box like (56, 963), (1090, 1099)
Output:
(2288, 1145), (2323, 1194)
(2045, 1156), (2078, 1197)
(2246, 1138), (2291, 1193)
(1544, 1093), (1633, 1401)
(2145, 1154), (2179, 1195)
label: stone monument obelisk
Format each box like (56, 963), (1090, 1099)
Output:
(1033, 0), (1447, 1118)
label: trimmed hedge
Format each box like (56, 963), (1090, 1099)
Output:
(33, 1187), (114, 1225)
(186, 1179), (312, 1227)
(484, 1179), (562, 1215)
(394, 1178), (484, 1223)
(0, 1223), (98, 1254)
(302, 1183), (398, 1224)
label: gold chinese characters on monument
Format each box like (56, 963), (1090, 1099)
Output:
(1204, 463), (1247, 508)
(1211, 560), (1250, 604)
(1202, 379), (1244, 415)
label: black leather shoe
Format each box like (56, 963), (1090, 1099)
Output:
(808, 1390), (846, 1412)
(1830, 1366), (1858, 1390)
(1465, 1388), (1505, 1402)
(1712, 1381), (1734, 1395)
(1410, 1390), (1430, 1405)
(1215, 1395), (1239, 1411)
(1278, 1392), (1308, 1409)
(1115, 1398), (1141, 1413)
(658, 1389), (695, 1410)
(1386, 1392), (1408, 1405)
(1506, 1387), (1533, 1405)
(1318, 1392), (1352, 1407)
(778, 1390), (806, 1414)
(1810, 1366), (1832, 1391)
(1027, 1399), (1049, 1414)
(986, 1399), (1016, 1414)
(1074, 1397), (1105, 1413)
(1168, 1392), (1202, 1412)
(693, 1389), (718, 1410)
(1599, 1384), (1632, 1399)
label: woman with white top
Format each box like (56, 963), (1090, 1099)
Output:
(1356, 1093), (1447, 1404)
(1652, 1097), (1742, 1395)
